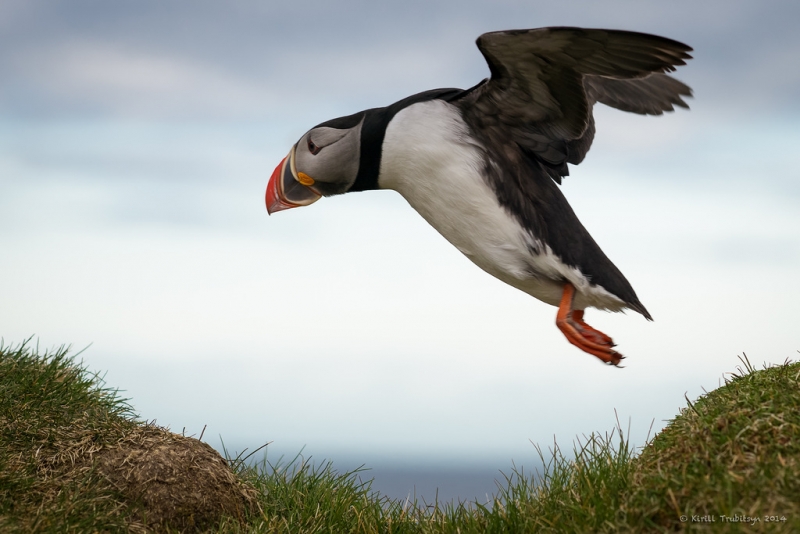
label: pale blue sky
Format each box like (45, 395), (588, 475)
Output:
(2, 0), (799, 477)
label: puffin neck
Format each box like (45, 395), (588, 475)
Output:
(349, 87), (465, 192)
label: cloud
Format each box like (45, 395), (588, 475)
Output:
(5, 40), (278, 119)
(2, 0), (799, 120)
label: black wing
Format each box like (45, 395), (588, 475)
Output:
(451, 28), (692, 316)
(454, 27), (692, 177)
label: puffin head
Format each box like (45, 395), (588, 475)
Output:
(266, 113), (365, 214)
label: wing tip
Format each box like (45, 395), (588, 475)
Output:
(634, 303), (654, 321)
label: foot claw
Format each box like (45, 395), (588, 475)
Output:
(557, 284), (628, 367)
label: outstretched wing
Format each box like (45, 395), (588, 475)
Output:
(449, 28), (692, 315)
(454, 27), (692, 178)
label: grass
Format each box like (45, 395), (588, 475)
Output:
(0, 340), (139, 532)
(1, 341), (799, 533)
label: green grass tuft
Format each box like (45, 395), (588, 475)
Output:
(0, 339), (139, 532)
(625, 354), (800, 531)
(2, 341), (799, 533)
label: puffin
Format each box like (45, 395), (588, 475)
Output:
(266, 27), (692, 366)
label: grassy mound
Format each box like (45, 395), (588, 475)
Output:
(628, 355), (800, 530)
(2, 341), (798, 533)
(0, 341), (256, 532)
(513, 356), (800, 533)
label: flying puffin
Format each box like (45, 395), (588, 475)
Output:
(266, 27), (692, 366)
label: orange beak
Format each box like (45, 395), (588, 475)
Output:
(266, 147), (321, 215)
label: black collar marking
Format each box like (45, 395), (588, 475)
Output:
(331, 88), (465, 193)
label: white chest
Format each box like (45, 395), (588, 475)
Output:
(377, 101), (531, 276)
(376, 100), (625, 312)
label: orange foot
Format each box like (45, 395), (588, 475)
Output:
(571, 309), (615, 347)
(555, 283), (623, 366)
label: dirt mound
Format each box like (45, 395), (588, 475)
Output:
(35, 420), (260, 532)
(91, 425), (260, 531)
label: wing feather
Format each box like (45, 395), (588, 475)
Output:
(584, 73), (692, 115)
(455, 27), (692, 161)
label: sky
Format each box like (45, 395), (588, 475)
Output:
(2, 0), (799, 502)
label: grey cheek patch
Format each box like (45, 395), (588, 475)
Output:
(310, 126), (350, 147)
(299, 119), (363, 194)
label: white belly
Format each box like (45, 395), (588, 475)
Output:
(377, 100), (626, 312)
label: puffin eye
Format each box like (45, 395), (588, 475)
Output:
(307, 138), (322, 155)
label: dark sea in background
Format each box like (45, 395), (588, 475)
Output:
(351, 464), (521, 506)
(226, 441), (545, 505)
